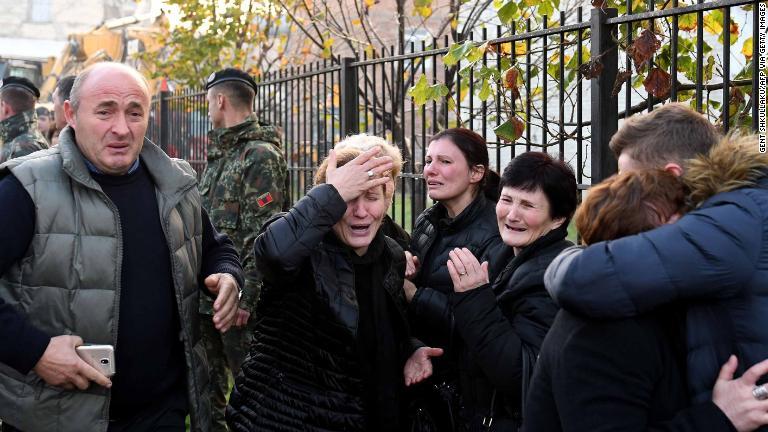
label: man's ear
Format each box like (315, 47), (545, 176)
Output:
(217, 93), (226, 110)
(63, 100), (76, 130)
(663, 162), (683, 177)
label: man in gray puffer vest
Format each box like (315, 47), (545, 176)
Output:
(0, 62), (243, 432)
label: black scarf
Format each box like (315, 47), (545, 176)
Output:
(348, 233), (402, 431)
(491, 224), (570, 289)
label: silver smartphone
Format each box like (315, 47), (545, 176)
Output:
(75, 344), (116, 377)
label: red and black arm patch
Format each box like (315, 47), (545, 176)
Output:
(256, 192), (274, 208)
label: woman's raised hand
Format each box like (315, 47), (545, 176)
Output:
(326, 147), (393, 202)
(447, 247), (489, 293)
(405, 251), (420, 280)
(404, 346), (444, 386)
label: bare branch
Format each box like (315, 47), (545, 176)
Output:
(276, 0), (324, 48)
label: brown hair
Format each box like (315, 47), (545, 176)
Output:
(609, 103), (720, 169)
(0, 87), (36, 113)
(575, 169), (687, 245)
(210, 81), (255, 111)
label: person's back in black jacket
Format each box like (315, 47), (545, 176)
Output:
(530, 168), (744, 431)
(525, 308), (736, 432)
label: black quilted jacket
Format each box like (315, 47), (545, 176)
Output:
(408, 193), (501, 347)
(226, 184), (415, 432)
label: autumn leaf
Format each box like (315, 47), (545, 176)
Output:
(504, 68), (518, 89)
(718, 20), (740, 45)
(321, 37), (334, 59)
(447, 96), (456, 113)
(414, 0), (433, 18)
(592, 0), (606, 8)
(612, 70), (632, 97)
(742, 36), (753, 60)
(728, 87), (745, 118)
(643, 67), (671, 99)
(364, 44), (375, 59)
(364, 0), (375, 7)
(504, 67), (521, 99)
(678, 13), (697, 31)
(703, 55), (715, 82)
(703, 10), (724, 35)
(494, 117), (525, 142)
(627, 29), (661, 72)
(578, 59), (604, 79)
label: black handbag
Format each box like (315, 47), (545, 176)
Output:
(481, 342), (538, 432)
(406, 377), (462, 432)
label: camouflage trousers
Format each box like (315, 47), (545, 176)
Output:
(200, 314), (255, 432)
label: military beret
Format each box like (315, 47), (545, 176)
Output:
(0, 76), (40, 98)
(205, 68), (257, 93)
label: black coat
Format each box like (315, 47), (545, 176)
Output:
(409, 193), (502, 347)
(524, 309), (737, 432)
(450, 226), (570, 430)
(226, 184), (416, 432)
(546, 148), (768, 405)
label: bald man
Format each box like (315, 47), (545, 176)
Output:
(0, 63), (242, 432)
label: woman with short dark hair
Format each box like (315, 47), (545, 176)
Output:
(412, 151), (577, 430)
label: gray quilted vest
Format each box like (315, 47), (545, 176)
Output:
(0, 128), (211, 432)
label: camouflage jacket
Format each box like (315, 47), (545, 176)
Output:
(0, 110), (48, 164)
(199, 114), (288, 314)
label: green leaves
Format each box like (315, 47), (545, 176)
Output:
(444, 41), (474, 66)
(139, 0), (284, 88)
(497, 1), (519, 24)
(407, 75), (449, 106)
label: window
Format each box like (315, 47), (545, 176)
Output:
(29, 0), (52, 23)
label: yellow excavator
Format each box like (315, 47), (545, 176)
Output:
(39, 11), (167, 101)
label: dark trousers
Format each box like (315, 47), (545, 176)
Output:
(109, 386), (189, 431)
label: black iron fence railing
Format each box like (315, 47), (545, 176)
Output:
(147, 1), (763, 232)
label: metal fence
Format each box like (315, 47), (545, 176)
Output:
(147, 0), (762, 232)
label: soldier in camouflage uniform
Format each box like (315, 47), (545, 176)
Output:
(199, 68), (288, 432)
(0, 77), (48, 164)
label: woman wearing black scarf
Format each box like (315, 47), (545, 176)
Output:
(227, 142), (434, 432)
(424, 152), (577, 431)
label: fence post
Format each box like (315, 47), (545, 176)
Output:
(590, 8), (618, 183)
(159, 90), (171, 152)
(340, 57), (359, 137)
